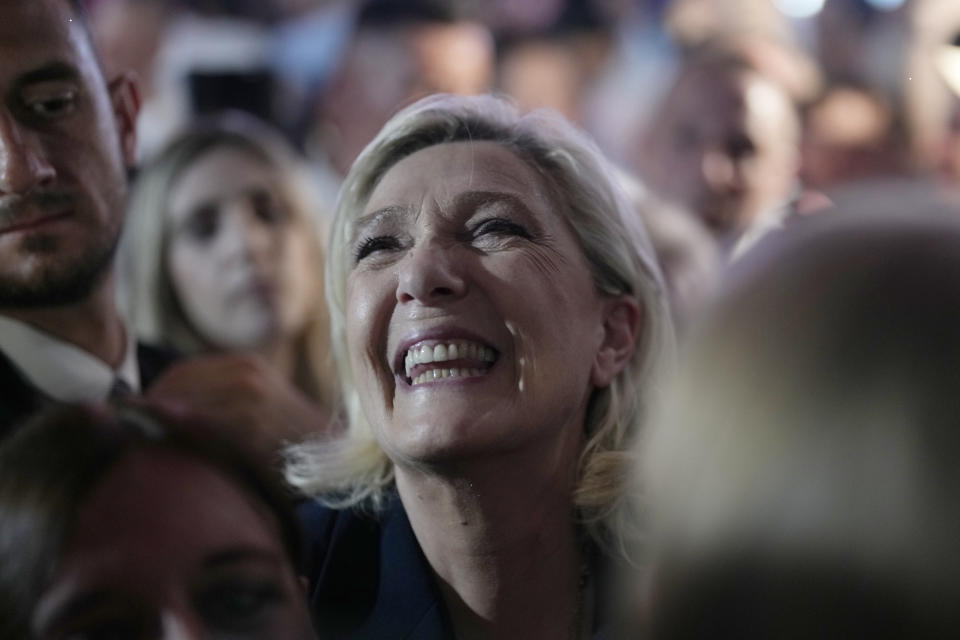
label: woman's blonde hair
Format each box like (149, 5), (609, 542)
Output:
(121, 113), (337, 408)
(287, 94), (673, 557)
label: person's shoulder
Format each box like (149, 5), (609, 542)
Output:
(297, 495), (400, 634)
(298, 496), (389, 559)
(0, 350), (46, 440)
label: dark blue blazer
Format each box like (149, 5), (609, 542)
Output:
(299, 494), (456, 639)
(0, 343), (177, 440)
(300, 494), (614, 639)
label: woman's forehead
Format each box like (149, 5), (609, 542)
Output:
(362, 141), (550, 215)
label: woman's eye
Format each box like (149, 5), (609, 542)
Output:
(250, 192), (286, 225)
(51, 612), (154, 640)
(196, 583), (285, 630)
(186, 207), (220, 243)
(470, 217), (531, 241)
(60, 620), (147, 640)
(354, 235), (401, 263)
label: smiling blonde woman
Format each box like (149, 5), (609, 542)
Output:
(287, 94), (672, 638)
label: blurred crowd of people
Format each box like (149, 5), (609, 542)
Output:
(83, 0), (960, 322)
(3, 0), (960, 637)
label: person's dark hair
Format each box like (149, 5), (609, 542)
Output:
(356, 0), (457, 27)
(0, 402), (303, 639)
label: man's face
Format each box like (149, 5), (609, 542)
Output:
(0, 0), (137, 308)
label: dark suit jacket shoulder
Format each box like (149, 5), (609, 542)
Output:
(0, 350), (47, 439)
(0, 342), (178, 440)
(300, 494), (455, 639)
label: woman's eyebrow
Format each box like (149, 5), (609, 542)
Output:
(353, 205), (413, 237)
(454, 191), (536, 218)
(201, 546), (285, 569)
(33, 589), (133, 636)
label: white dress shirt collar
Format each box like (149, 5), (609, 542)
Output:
(0, 314), (140, 402)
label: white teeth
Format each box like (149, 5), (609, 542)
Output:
(419, 345), (434, 364)
(403, 340), (498, 379)
(410, 367), (489, 386)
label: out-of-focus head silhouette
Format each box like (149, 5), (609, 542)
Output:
(0, 402), (316, 640)
(642, 205), (960, 638)
(617, 172), (719, 334)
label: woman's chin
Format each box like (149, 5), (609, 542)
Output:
(378, 411), (542, 473)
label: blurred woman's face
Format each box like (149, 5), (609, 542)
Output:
(32, 451), (316, 640)
(346, 140), (609, 465)
(166, 146), (316, 351)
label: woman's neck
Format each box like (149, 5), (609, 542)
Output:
(395, 445), (589, 639)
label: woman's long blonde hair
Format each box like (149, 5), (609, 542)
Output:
(287, 94), (673, 558)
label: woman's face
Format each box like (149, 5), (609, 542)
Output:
(346, 140), (611, 465)
(166, 146), (317, 351)
(32, 450), (316, 640)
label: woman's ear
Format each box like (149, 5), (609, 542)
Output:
(591, 294), (642, 388)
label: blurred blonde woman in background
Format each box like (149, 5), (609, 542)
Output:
(122, 114), (338, 451)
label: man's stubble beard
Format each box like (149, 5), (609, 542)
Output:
(0, 191), (124, 309)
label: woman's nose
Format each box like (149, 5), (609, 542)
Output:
(159, 609), (205, 640)
(221, 201), (273, 261)
(700, 149), (737, 191)
(396, 239), (467, 304)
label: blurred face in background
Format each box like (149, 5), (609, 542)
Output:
(319, 21), (493, 175)
(165, 145), (316, 351)
(800, 86), (907, 190)
(641, 67), (799, 239)
(32, 450), (316, 639)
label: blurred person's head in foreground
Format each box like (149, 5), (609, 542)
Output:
(312, 0), (494, 176)
(0, 402), (316, 639)
(638, 47), (800, 247)
(123, 113), (337, 410)
(641, 206), (960, 638)
(288, 93), (673, 636)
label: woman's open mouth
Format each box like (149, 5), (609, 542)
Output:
(400, 340), (498, 386)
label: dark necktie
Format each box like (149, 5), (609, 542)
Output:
(109, 377), (134, 400)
